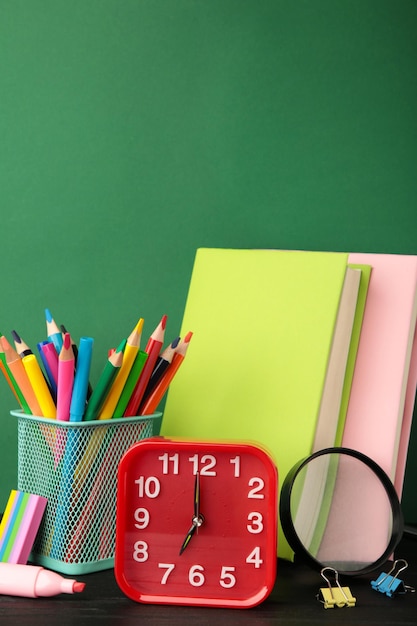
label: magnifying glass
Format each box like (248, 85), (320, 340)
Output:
(279, 447), (404, 576)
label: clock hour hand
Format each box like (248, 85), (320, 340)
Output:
(179, 472), (204, 555)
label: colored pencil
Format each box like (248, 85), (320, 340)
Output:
(124, 315), (168, 417)
(140, 331), (193, 415)
(1, 335), (42, 415)
(21, 353), (56, 418)
(98, 318), (144, 420)
(45, 308), (63, 354)
(0, 333), (27, 410)
(61, 324), (93, 399)
(83, 339), (126, 421)
(140, 336), (180, 407)
(112, 349), (148, 418)
(56, 333), (75, 421)
(11, 330), (33, 357)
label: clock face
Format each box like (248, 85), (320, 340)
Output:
(115, 437), (278, 608)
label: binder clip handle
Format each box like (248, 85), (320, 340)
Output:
(371, 559), (415, 597)
(318, 567), (356, 608)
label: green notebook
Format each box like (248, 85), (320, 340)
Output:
(161, 248), (366, 560)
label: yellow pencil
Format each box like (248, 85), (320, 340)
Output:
(22, 353), (56, 418)
(98, 318), (144, 420)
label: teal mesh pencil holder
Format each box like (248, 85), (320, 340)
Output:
(12, 409), (160, 575)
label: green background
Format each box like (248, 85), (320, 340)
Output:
(0, 1), (416, 519)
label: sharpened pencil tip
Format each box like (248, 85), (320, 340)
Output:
(11, 330), (21, 343)
(63, 332), (71, 350)
(45, 308), (53, 323)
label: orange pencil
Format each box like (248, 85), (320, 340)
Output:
(0, 334), (24, 408)
(139, 331), (193, 415)
(0, 336), (42, 415)
(123, 315), (168, 417)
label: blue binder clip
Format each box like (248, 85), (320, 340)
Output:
(371, 559), (414, 597)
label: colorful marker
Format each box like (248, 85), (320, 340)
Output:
(0, 562), (85, 597)
(69, 336), (94, 421)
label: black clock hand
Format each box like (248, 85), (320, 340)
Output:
(179, 472), (204, 555)
(194, 469), (200, 520)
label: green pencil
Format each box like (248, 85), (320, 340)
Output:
(112, 349), (148, 418)
(83, 339), (126, 421)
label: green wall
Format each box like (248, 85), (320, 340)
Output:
(1, 1), (416, 518)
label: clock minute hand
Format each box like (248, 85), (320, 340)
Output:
(194, 470), (200, 520)
(179, 472), (204, 555)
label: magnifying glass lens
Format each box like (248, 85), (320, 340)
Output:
(280, 448), (403, 575)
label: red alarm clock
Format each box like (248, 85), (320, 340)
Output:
(115, 437), (278, 608)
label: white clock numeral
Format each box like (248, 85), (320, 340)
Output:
(133, 540), (149, 562)
(247, 511), (263, 534)
(219, 566), (236, 588)
(229, 455), (240, 477)
(135, 476), (161, 498)
(189, 564), (205, 586)
(158, 563), (175, 584)
(246, 546), (263, 568)
(158, 452), (179, 474)
(247, 477), (265, 499)
(134, 507), (150, 529)
(188, 454), (217, 476)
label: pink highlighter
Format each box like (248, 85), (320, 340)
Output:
(0, 562), (85, 597)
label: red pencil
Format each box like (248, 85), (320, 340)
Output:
(123, 315), (167, 417)
(139, 336), (180, 409)
(139, 331), (193, 415)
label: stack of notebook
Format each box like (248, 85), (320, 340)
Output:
(161, 248), (417, 560)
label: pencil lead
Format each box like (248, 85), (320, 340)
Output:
(11, 330), (21, 344)
(62, 332), (72, 351)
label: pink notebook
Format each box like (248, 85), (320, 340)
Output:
(342, 252), (417, 488)
(317, 253), (417, 564)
